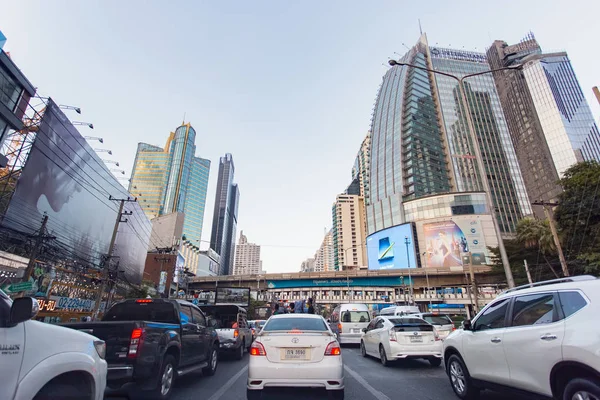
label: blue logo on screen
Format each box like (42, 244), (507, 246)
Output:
(378, 238), (395, 261)
(473, 240), (479, 245)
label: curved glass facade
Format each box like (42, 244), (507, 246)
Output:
(129, 123), (210, 245)
(367, 34), (531, 237)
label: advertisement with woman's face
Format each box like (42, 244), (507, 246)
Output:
(2, 99), (149, 283)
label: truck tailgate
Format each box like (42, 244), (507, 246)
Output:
(62, 321), (139, 363)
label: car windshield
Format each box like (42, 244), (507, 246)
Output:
(102, 302), (178, 323)
(263, 317), (328, 331)
(421, 315), (453, 325)
(388, 318), (427, 325)
(341, 311), (370, 323)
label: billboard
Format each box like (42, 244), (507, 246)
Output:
(1, 99), (150, 283)
(173, 253), (185, 283)
(366, 223), (418, 270)
(215, 287), (250, 307)
(422, 219), (488, 268)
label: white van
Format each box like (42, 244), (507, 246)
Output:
(379, 305), (420, 317)
(330, 303), (371, 345)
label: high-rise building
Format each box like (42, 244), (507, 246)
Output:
(367, 34), (531, 237)
(314, 230), (335, 272)
(487, 34), (600, 209)
(300, 258), (315, 273)
(353, 131), (371, 202)
(129, 123), (211, 245)
(332, 194), (367, 270)
(210, 154), (239, 275)
(233, 231), (261, 275)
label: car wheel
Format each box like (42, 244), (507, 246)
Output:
(328, 389), (345, 400)
(34, 375), (92, 400)
(563, 377), (600, 400)
(379, 344), (390, 367)
(247, 388), (263, 400)
(236, 341), (245, 360)
(203, 346), (219, 376)
(360, 341), (367, 357)
(429, 357), (442, 367)
(447, 354), (479, 399)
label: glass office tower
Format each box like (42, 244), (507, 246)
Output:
(210, 154), (239, 275)
(367, 34), (531, 236)
(129, 122), (211, 245)
(487, 34), (600, 208)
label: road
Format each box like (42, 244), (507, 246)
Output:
(109, 347), (528, 400)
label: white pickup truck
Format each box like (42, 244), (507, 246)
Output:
(0, 289), (107, 400)
(200, 304), (253, 360)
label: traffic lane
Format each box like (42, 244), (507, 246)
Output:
(342, 345), (531, 400)
(105, 352), (252, 400)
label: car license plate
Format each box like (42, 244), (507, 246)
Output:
(351, 329), (361, 334)
(281, 348), (310, 360)
(410, 336), (423, 343)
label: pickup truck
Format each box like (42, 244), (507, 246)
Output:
(0, 289), (107, 400)
(200, 304), (252, 360)
(63, 298), (219, 399)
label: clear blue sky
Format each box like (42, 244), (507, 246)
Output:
(2, 1), (599, 273)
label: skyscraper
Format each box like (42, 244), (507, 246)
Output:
(332, 194), (367, 270)
(487, 34), (600, 209)
(312, 229), (334, 272)
(367, 34), (531, 237)
(233, 231), (262, 275)
(210, 154), (239, 275)
(352, 131), (371, 202)
(129, 122), (211, 244)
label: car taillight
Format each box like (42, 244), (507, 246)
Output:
(434, 328), (441, 341)
(388, 328), (397, 342)
(234, 329), (239, 338)
(136, 299), (153, 303)
(128, 328), (144, 358)
(250, 342), (266, 356)
(325, 341), (341, 356)
(452, 326), (456, 331)
(337, 323), (342, 331)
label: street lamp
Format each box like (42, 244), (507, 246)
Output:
(404, 236), (414, 305)
(388, 59), (520, 288)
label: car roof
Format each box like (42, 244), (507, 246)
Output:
(269, 313), (323, 319)
(496, 276), (598, 299)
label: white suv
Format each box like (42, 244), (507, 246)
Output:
(443, 276), (600, 400)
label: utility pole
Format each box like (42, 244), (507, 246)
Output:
(467, 252), (479, 314)
(523, 260), (533, 285)
(22, 214), (55, 283)
(92, 197), (135, 320)
(532, 201), (569, 277)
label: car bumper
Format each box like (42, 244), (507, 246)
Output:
(219, 340), (242, 351)
(248, 356), (344, 390)
(388, 342), (443, 360)
(338, 333), (362, 344)
(95, 359), (108, 400)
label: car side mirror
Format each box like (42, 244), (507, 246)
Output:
(462, 319), (472, 331)
(362, 328), (367, 333)
(10, 297), (39, 325)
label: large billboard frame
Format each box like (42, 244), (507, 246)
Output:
(214, 287), (251, 307)
(366, 223), (419, 271)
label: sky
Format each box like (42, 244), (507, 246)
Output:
(1, 1), (599, 274)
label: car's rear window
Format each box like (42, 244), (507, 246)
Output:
(263, 317), (328, 331)
(421, 315), (453, 325)
(103, 302), (178, 323)
(341, 311), (370, 323)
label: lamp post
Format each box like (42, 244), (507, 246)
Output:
(404, 236), (414, 305)
(389, 59), (519, 288)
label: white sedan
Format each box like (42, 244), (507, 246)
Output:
(360, 316), (443, 367)
(247, 314), (344, 400)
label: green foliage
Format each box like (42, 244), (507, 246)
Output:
(554, 161), (600, 274)
(516, 218), (555, 254)
(488, 240), (558, 286)
(126, 285), (149, 299)
(247, 298), (266, 319)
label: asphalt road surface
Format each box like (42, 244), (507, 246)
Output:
(108, 346), (528, 400)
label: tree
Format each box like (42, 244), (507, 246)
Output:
(516, 218), (560, 278)
(554, 161), (600, 274)
(488, 240), (558, 286)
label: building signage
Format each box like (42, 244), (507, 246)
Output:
(45, 296), (106, 312)
(422, 218), (488, 268)
(266, 276), (412, 289)
(430, 47), (487, 64)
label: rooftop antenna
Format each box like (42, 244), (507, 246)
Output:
(418, 19), (423, 35)
(182, 112), (186, 125)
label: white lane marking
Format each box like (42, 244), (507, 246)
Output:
(207, 364), (249, 400)
(344, 364), (392, 400)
